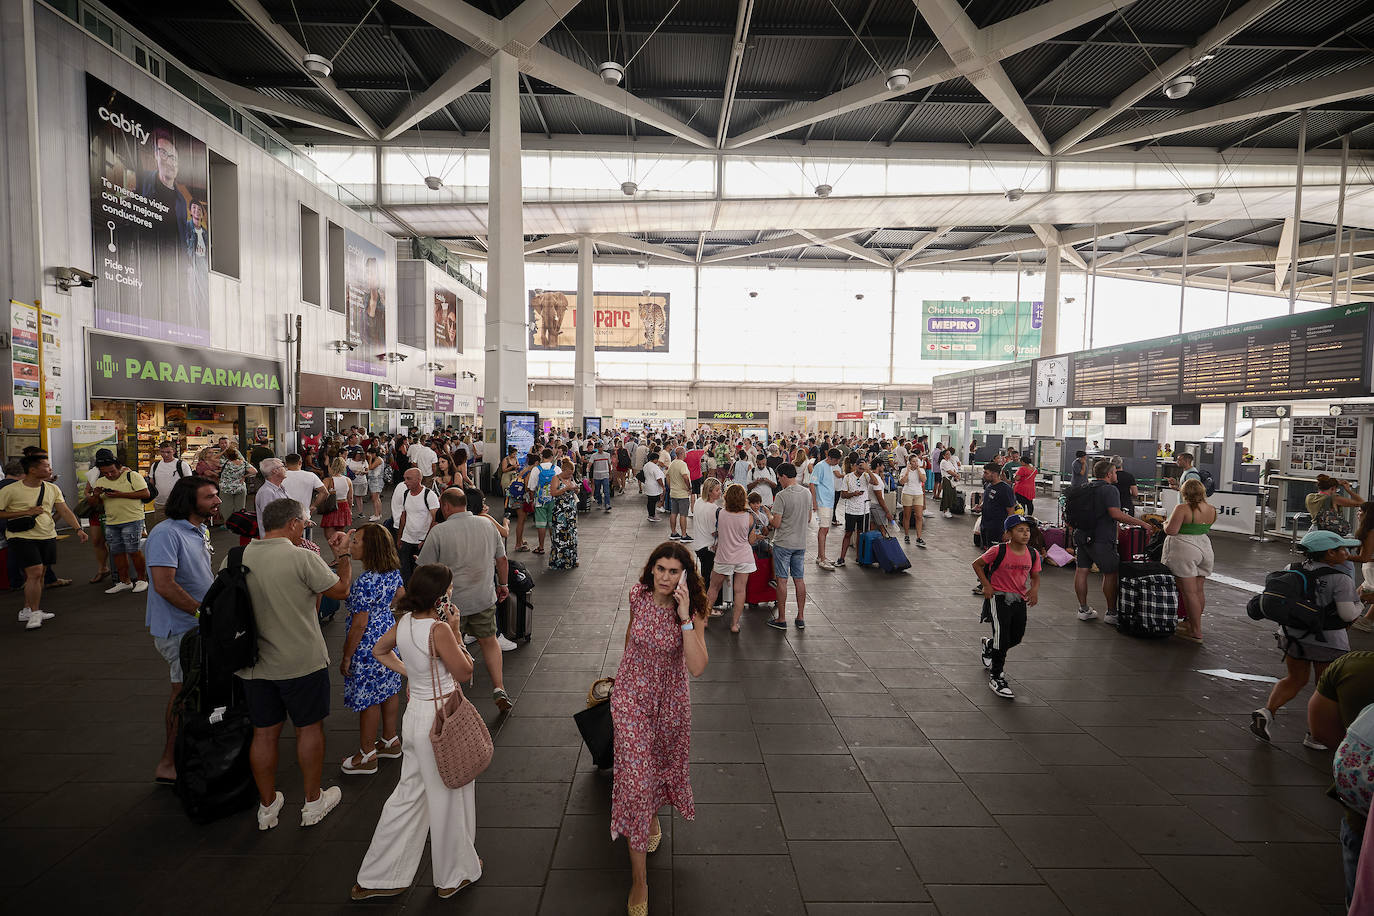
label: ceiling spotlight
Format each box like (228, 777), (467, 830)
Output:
(1163, 73), (1196, 100)
(814, 183), (833, 198)
(1193, 191), (1215, 206)
(621, 180), (638, 196)
(767, 262), (777, 271)
(599, 61), (625, 86)
(855, 293), (865, 300)
(1150, 270), (1162, 278)
(1197, 52), (1216, 64)
(377, 351), (408, 363)
(422, 361), (445, 372)
(636, 259), (647, 269)
(1025, 268), (1037, 277)
(885, 68), (911, 92)
(1064, 296), (1075, 304)
(749, 290), (759, 298)
(424, 175), (443, 191)
(640, 288), (651, 297)
(326, 339), (356, 352)
(302, 53), (333, 78)
(533, 287), (543, 295)
(1005, 188), (1024, 202)
(961, 295), (971, 302)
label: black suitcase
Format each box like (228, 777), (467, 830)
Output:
(498, 591), (534, 642)
(952, 492), (966, 515)
(174, 629), (257, 823)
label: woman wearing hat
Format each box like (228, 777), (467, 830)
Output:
(1251, 529), (1365, 748)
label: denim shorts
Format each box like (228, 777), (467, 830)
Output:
(104, 519), (144, 555)
(772, 545), (806, 580)
(153, 633), (185, 683)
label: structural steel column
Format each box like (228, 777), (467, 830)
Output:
(573, 236), (597, 426)
(1288, 110), (1307, 314)
(483, 51), (528, 440)
(1041, 248), (1061, 356)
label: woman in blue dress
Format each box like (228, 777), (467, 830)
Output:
(340, 523), (406, 775)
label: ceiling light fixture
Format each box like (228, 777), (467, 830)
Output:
(599, 61), (625, 86)
(767, 262), (777, 271)
(961, 295), (971, 302)
(302, 53), (333, 78)
(424, 175), (443, 191)
(621, 180), (638, 197)
(885, 68), (911, 92)
(422, 361), (445, 372)
(855, 293), (865, 300)
(1163, 73), (1196, 100)
(814, 183), (833, 198)
(1193, 191), (1215, 206)
(748, 290), (759, 298)
(326, 339), (355, 352)
(636, 259), (647, 269)
(377, 351), (408, 363)
(1004, 188), (1024, 202)
(640, 288), (651, 297)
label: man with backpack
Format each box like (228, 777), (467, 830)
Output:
(145, 475), (220, 784)
(1070, 459), (1150, 624)
(231, 498), (353, 831)
(148, 441), (193, 527)
(391, 468), (438, 581)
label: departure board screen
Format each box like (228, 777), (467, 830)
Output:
(931, 373), (973, 412)
(972, 364), (1032, 410)
(1181, 303), (1371, 401)
(1071, 338), (1183, 407)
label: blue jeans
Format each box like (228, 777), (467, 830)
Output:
(593, 478), (611, 507)
(772, 545), (806, 580)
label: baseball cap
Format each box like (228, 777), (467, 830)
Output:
(94, 449), (117, 467)
(1004, 514), (1034, 532)
(1299, 529), (1360, 553)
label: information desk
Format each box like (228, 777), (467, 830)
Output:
(1159, 488), (1257, 536)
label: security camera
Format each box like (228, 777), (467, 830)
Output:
(55, 267), (96, 291)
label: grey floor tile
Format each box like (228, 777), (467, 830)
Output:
(1145, 854), (1329, 915)
(1041, 868), (1202, 916)
(927, 885), (1070, 916)
(894, 826), (1040, 884)
(754, 723), (849, 755)
(775, 792), (895, 840)
(689, 763), (776, 804)
(790, 840), (929, 903)
(833, 716), (932, 748)
(997, 814), (1147, 868)
(852, 747), (959, 782)
(673, 803), (788, 854)
(871, 782), (996, 827)
(961, 773), (1086, 815)
(908, 710), (1006, 740)
(1176, 794), (1333, 843)
(674, 855), (805, 916)
(1091, 804), (1241, 855)
(763, 754), (868, 793)
(930, 739), (1046, 774)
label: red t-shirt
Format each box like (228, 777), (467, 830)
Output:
(1013, 464), (1037, 500)
(684, 449), (705, 480)
(979, 544), (1040, 597)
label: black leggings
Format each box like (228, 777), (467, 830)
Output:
(1016, 494), (1034, 516)
(697, 547), (715, 583)
(646, 495), (660, 519)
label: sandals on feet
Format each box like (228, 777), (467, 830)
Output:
(89, 570), (111, 584)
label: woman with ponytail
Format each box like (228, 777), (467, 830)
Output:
(1162, 478), (1217, 643)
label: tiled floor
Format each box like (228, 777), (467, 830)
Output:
(0, 493), (1356, 914)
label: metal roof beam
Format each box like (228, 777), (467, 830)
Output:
(717, 0), (755, 147)
(388, 0), (502, 53)
(227, 0), (381, 138)
(1108, 234), (1374, 270)
(589, 233), (695, 263)
(1032, 224), (1088, 269)
(197, 74), (372, 139)
(700, 229), (866, 263)
(1298, 261), (1374, 289)
(382, 51), (489, 140)
(798, 231), (891, 266)
(1096, 220), (1223, 265)
(525, 234), (579, 254)
(893, 226), (955, 267)
(902, 221), (1153, 268)
(801, 0), (879, 146)
(1067, 63), (1374, 154)
(1053, 0), (1288, 154)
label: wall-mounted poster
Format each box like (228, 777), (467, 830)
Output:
(345, 229), (387, 377)
(10, 300), (40, 429)
(921, 300), (1041, 361)
(1288, 416), (1361, 478)
(528, 291), (670, 352)
(40, 311), (62, 429)
(86, 74), (210, 345)
(433, 285), (459, 389)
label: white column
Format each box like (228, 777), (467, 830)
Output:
(1041, 250), (1061, 356)
(1288, 110), (1307, 314)
(573, 236), (596, 426)
(1219, 401), (1239, 490)
(483, 51), (528, 441)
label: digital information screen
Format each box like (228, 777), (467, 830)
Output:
(931, 372), (974, 412)
(972, 364), (1032, 410)
(1071, 338), (1183, 407)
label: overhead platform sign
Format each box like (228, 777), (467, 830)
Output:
(921, 300), (1042, 361)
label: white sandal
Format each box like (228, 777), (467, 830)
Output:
(375, 736), (403, 759)
(341, 748), (378, 775)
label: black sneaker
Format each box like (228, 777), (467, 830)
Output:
(668, 533), (681, 540)
(915, 538), (926, 548)
(971, 583), (984, 595)
(1250, 708), (1272, 742)
(680, 534), (693, 542)
(794, 619), (805, 630)
(988, 674), (1014, 698)
(904, 535), (910, 544)
(980, 637), (993, 669)
(766, 618), (787, 631)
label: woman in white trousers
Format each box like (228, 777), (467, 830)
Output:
(351, 564), (483, 900)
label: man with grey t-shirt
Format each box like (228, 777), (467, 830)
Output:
(767, 463), (811, 631)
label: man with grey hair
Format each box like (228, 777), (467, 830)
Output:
(666, 446), (693, 542)
(254, 458), (290, 538)
(230, 498), (352, 830)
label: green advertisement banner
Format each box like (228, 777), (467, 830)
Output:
(921, 300), (1042, 361)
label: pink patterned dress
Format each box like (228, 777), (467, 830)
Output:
(610, 583), (695, 850)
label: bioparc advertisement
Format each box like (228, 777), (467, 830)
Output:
(921, 299), (1042, 361)
(528, 291), (670, 352)
(345, 229), (387, 378)
(433, 285), (459, 390)
(87, 73), (210, 345)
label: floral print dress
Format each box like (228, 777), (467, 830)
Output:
(548, 486), (579, 569)
(343, 569), (405, 712)
(610, 583), (694, 851)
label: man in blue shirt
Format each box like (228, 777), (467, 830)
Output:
(145, 475), (220, 784)
(809, 448), (842, 570)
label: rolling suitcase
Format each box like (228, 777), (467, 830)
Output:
(1117, 560), (1178, 638)
(873, 534), (911, 573)
(1041, 527), (1067, 551)
(952, 492), (966, 516)
(858, 528), (882, 567)
(501, 559), (535, 642)
(744, 550), (776, 606)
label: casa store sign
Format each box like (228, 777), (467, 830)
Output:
(299, 372), (370, 409)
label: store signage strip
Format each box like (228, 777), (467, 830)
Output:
(87, 330), (285, 406)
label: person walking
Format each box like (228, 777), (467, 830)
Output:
(642, 450), (667, 523)
(973, 515), (1041, 699)
(548, 459), (580, 570)
(704, 484), (762, 633)
(1, 454), (88, 629)
(809, 448), (841, 569)
(939, 449), (960, 518)
(767, 463), (810, 630)
(91, 451), (152, 595)
(320, 457), (353, 539)
(834, 455), (870, 568)
(338, 523), (405, 776)
(254, 458), (291, 538)
(588, 440), (613, 511)
(692, 478), (723, 603)
(1013, 453), (1037, 517)
(613, 541), (709, 916)
(364, 448), (386, 521)
(527, 449), (559, 554)
(1161, 479), (1217, 643)
(234, 498), (352, 830)
(145, 475), (219, 783)
(391, 469), (438, 582)
(416, 489), (516, 710)
(1072, 459), (1152, 623)
(147, 442), (192, 528)
(665, 447), (693, 542)
(351, 564), (482, 901)
(897, 455), (927, 548)
(1308, 474), (1362, 537)
(217, 447), (256, 520)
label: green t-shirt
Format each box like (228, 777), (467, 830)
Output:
(1316, 651), (1374, 728)
(225, 538), (337, 681)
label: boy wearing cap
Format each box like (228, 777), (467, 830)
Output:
(1251, 529), (1365, 745)
(972, 515), (1041, 699)
(92, 452), (151, 594)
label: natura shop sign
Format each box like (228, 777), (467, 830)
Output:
(698, 410), (768, 421)
(88, 330), (284, 405)
(299, 372), (369, 409)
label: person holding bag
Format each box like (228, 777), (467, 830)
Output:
(352, 564), (486, 901)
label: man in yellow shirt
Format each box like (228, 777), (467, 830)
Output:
(91, 452), (151, 595)
(0, 454), (88, 629)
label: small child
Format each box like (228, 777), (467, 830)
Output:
(972, 515), (1041, 699)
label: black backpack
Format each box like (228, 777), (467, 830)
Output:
(1063, 482), (1098, 531)
(147, 459), (188, 502)
(198, 545), (258, 671)
(1197, 468), (1217, 497)
(1246, 564), (1349, 641)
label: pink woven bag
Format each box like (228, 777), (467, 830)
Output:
(426, 626), (493, 789)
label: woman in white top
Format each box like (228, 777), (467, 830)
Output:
(320, 457), (353, 536)
(898, 455), (927, 548)
(354, 564), (481, 901)
(691, 478), (724, 606)
(346, 452), (370, 508)
(939, 449), (961, 518)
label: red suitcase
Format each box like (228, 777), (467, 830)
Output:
(1118, 526), (1149, 561)
(744, 551), (776, 607)
(1041, 527), (1067, 551)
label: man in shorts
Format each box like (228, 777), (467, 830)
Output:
(768, 464), (810, 630)
(1073, 459), (1150, 625)
(667, 447), (693, 542)
(0, 454), (89, 629)
(809, 448), (842, 570)
(418, 489), (516, 710)
(91, 451), (151, 594)
(233, 498), (352, 830)
(145, 475), (219, 783)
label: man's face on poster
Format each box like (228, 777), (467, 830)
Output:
(190, 201), (205, 227)
(155, 136), (179, 188)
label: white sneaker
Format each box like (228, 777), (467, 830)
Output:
(463, 634), (477, 646)
(923, 511), (934, 518)
(300, 785), (342, 827)
(1302, 733), (1329, 751)
(369, 515), (382, 522)
(25, 612), (44, 630)
(496, 634), (519, 652)
(943, 510), (953, 519)
(1103, 612), (1118, 627)
(17, 608), (53, 623)
(105, 581), (134, 595)
(257, 791), (285, 830)
(1077, 607), (1099, 621)
(132, 580), (149, 594)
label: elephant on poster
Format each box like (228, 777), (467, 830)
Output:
(532, 291), (570, 349)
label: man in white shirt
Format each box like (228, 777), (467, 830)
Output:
(892, 439), (909, 469)
(642, 450), (666, 522)
(282, 454), (328, 525)
(390, 468), (438, 581)
(147, 441), (193, 527)
(408, 439), (438, 488)
(747, 454), (778, 509)
(254, 458), (291, 538)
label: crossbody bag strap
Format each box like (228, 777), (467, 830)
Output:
(427, 624), (445, 716)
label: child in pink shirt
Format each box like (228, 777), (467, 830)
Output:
(972, 515), (1041, 699)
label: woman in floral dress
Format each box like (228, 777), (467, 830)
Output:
(216, 447), (256, 519)
(547, 459), (580, 569)
(611, 540), (709, 916)
(339, 524), (405, 774)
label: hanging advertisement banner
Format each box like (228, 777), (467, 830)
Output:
(345, 229), (387, 377)
(921, 300), (1042, 361)
(86, 73), (210, 345)
(10, 300), (40, 429)
(40, 311), (62, 429)
(433, 285), (459, 389)
(528, 291), (670, 352)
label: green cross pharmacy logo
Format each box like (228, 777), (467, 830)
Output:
(96, 353), (118, 379)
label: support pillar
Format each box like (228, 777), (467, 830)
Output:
(1219, 402), (1238, 491)
(1288, 110), (1307, 314)
(1331, 134), (1349, 308)
(573, 236), (597, 429)
(483, 51), (528, 443)
(1041, 250), (1061, 357)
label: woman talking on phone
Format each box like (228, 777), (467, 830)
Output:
(612, 540), (709, 916)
